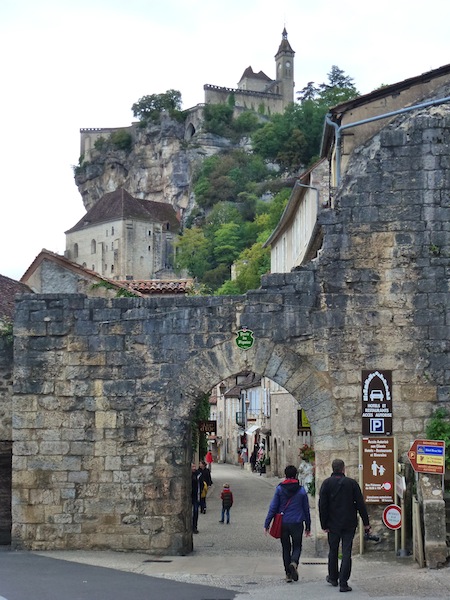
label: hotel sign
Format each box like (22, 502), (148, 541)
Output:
(362, 370), (393, 436)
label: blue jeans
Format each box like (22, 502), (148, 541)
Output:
(281, 522), (304, 574)
(221, 508), (230, 523)
(327, 528), (356, 585)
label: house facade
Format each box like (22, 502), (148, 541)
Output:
(65, 188), (180, 281)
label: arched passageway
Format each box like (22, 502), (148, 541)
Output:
(11, 100), (450, 554)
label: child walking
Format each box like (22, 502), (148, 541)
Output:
(220, 483), (233, 524)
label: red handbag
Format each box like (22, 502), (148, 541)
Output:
(269, 497), (292, 538)
(269, 513), (283, 538)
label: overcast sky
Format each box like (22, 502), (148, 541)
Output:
(1, 0), (449, 280)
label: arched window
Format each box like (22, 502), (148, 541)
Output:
(91, 239), (96, 254)
(73, 243), (78, 258)
(111, 226), (114, 235)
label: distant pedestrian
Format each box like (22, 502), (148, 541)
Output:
(205, 450), (213, 471)
(220, 483), (233, 524)
(264, 465), (311, 583)
(319, 458), (371, 593)
(191, 463), (204, 534)
(240, 446), (248, 469)
(250, 445), (258, 472)
(199, 460), (213, 513)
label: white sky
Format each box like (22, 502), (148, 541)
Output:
(1, 0), (449, 280)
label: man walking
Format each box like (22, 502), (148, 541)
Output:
(191, 463), (204, 534)
(319, 458), (371, 593)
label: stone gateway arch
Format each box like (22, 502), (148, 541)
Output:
(12, 99), (450, 555)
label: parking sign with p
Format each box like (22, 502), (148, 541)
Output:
(362, 370), (393, 436)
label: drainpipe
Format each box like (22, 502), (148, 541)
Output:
(326, 95), (450, 185)
(294, 181), (320, 211)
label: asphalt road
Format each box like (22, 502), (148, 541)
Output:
(0, 551), (237, 600)
(1, 463), (449, 599)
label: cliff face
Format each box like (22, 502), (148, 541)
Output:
(75, 113), (235, 218)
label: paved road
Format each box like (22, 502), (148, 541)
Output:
(4, 463), (450, 599)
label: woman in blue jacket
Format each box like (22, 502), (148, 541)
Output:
(264, 465), (311, 583)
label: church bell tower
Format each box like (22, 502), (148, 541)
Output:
(275, 27), (295, 110)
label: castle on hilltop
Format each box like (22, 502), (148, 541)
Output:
(80, 29), (295, 161)
(203, 27), (295, 115)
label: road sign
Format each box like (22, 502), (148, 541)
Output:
(395, 473), (406, 499)
(383, 504), (402, 530)
(361, 370), (393, 436)
(407, 439), (445, 474)
(361, 436), (395, 504)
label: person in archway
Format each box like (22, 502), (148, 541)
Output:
(319, 458), (371, 593)
(199, 460), (212, 513)
(191, 463), (204, 534)
(250, 444), (258, 472)
(264, 465), (311, 583)
(205, 449), (213, 471)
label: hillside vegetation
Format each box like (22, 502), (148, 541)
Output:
(130, 67), (359, 294)
(168, 66), (357, 294)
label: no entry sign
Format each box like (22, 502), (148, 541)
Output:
(382, 504), (402, 530)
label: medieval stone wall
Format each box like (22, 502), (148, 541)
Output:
(0, 338), (12, 441)
(8, 99), (450, 556)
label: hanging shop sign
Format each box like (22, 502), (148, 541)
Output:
(235, 326), (254, 350)
(361, 370), (393, 435)
(198, 420), (216, 433)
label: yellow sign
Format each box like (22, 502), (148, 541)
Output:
(417, 454), (444, 467)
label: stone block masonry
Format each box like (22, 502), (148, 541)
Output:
(7, 94), (450, 556)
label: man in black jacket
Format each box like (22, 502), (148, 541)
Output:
(319, 459), (371, 593)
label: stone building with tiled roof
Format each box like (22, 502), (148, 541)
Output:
(21, 249), (193, 298)
(204, 28), (295, 115)
(65, 188), (180, 281)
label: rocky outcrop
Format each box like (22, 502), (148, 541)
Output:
(75, 112), (238, 218)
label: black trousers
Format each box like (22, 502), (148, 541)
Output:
(280, 522), (304, 574)
(327, 527), (356, 585)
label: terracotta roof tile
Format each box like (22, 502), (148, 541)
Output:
(65, 188), (180, 234)
(117, 279), (193, 295)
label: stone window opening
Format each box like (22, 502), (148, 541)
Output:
(91, 239), (96, 254)
(73, 243), (78, 258)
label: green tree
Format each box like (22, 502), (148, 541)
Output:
(131, 89), (183, 123)
(216, 242), (270, 295)
(174, 227), (212, 279)
(203, 103), (234, 137)
(192, 394), (211, 457)
(213, 222), (243, 265)
(425, 408), (450, 470)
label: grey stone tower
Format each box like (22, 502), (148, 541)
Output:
(275, 27), (295, 110)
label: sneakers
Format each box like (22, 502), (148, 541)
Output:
(289, 562), (299, 581)
(340, 584), (352, 592)
(193, 528), (199, 534)
(326, 575), (338, 587)
(285, 575), (293, 583)
(219, 520), (224, 523)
